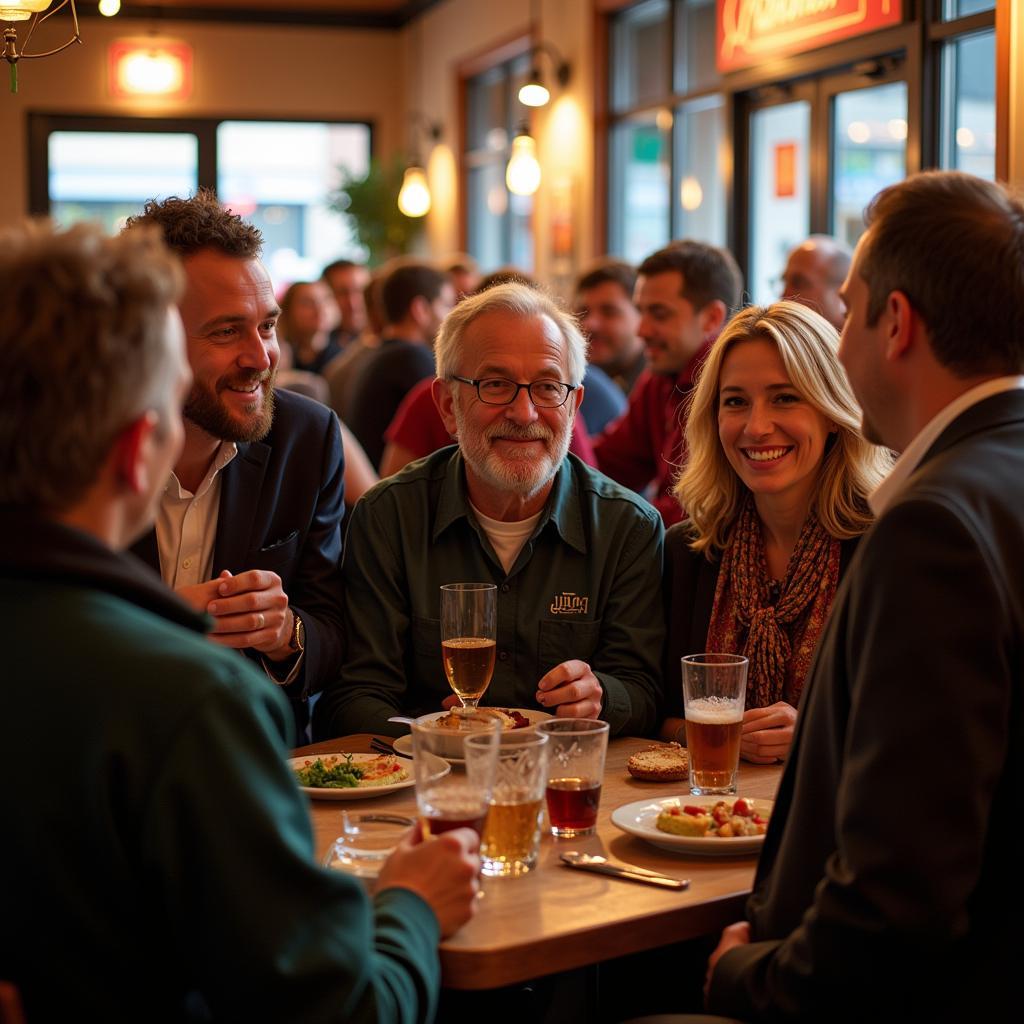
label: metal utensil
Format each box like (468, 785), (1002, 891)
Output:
(370, 737), (412, 760)
(559, 851), (689, 890)
(386, 716), (415, 726)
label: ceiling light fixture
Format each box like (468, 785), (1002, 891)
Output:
(398, 112), (442, 218)
(505, 123), (541, 197)
(518, 41), (571, 108)
(1, 0), (80, 94)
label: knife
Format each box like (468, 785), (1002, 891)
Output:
(559, 852), (689, 890)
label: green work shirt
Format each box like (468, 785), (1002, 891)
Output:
(315, 446), (665, 740)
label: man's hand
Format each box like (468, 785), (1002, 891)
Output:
(376, 825), (480, 938)
(536, 660), (603, 718)
(705, 920), (751, 1002)
(187, 569), (294, 659)
(740, 701), (796, 763)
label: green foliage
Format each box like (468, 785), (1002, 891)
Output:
(329, 156), (425, 265)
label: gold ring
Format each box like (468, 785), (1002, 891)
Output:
(256, 613), (265, 629)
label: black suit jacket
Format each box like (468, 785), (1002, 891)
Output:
(709, 390), (1024, 1021)
(133, 389), (345, 734)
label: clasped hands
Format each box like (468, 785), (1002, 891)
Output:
(179, 569), (296, 661)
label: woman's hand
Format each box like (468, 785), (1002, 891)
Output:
(740, 701), (796, 763)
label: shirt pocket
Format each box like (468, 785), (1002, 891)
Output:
(536, 618), (603, 679)
(252, 530), (300, 579)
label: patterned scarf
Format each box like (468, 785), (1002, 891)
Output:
(705, 494), (841, 708)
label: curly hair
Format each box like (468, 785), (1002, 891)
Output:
(125, 187), (262, 259)
(0, 220), (183, 511)
(674, 301), (892, 554)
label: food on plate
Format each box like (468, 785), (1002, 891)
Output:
(294, 754), (410, 789)
(655, 797), (769, 838)
(434, 707), (531, 730)
(626, 742), (690, 781)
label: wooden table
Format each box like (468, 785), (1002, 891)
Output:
(295, 735), (781, 992)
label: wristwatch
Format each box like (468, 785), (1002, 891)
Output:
(288, 612), (305, 655)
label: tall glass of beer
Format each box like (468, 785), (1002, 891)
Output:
(479, 730), (549, 877)
(681, 653), (748, 796)
(440, 583), (497, 710)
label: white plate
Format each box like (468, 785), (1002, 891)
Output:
(289, 751), (448, 801)
(393, 707), (554, 764)
(611, 795), (774, 856)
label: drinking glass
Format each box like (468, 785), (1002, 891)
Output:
(480, 730), (550, 877)
(411, 714), (500, 838)
(538, 719), (609, 838)
(440, 583), (497, 710)
(323, 812), (416, 882)
(681, 653), (749, 796)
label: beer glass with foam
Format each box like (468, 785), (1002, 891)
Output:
(681, 653), (749, 796)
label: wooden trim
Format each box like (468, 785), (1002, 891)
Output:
(592, 0), (610, 256)
(456, 30), (532, 80)
(995, 0), (1010, 181)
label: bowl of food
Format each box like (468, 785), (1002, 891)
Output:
(397, 707), (553, 761)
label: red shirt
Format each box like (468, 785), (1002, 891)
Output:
(384, 378), (598, 467)
(592, 344), (710, 526)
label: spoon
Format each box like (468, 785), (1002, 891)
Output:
(387, 716), (415, 726)
(559, 851), (689, 890)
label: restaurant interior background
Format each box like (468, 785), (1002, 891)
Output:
(2, 0), (1020, 304)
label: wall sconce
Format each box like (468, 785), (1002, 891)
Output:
(505, 123), (541, 197)
(518, 41), (571, 109)
(398, 112), (441, 219)
(1, 0), (80, 94)
(108, 38), (192, 100)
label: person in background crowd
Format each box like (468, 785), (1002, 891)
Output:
(324, 265), (388, 423)
(126, 190), (345, 740)
(575, 259), (646, 396)
(660, 301), (890, 763)
(315, 282), (664, 742)
(347, 262), (455, 468)
(593, 241), (743, 526)
(443, 252), (481, 299)
(0, 219), (480, 1023)
(322, 257), (370, 350)
(779, 235), (851, 332)
(706, 170), (1024, 1022)
(277, 279), (342, 376)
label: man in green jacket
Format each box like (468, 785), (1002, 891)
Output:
(0, 220), (479, 1022)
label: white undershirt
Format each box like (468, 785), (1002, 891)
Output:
(470, 502), (543, 574)
(870, 376), (1024, 516)
(155, 441), (238, 588)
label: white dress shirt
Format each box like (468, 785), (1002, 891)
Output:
(870, 376), (1024, 516)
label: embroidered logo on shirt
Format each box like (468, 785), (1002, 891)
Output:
(550, 592), (589, 615)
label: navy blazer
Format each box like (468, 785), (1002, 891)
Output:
(709, 389), (1024, 1021)
(133, 388), (346, 734)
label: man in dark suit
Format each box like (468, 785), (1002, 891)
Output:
(127, 191), (344, 737)
(706, 171), (1024, 1020)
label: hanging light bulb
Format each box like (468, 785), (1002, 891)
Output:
(505, 127), (541, 197)
(0, 1), (50, 22)
(518, 69), (550, 108)
(98, 0), (120, 15)
(398, 165), (431, 218)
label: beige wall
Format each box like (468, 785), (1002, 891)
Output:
(410, 0), (597, 289)
(0, 15), (405, 226)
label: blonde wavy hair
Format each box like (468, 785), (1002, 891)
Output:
(674, 300), (892, 555)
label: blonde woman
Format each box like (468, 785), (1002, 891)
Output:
(660, 301), (891, 761)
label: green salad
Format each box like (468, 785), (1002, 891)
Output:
(294, 754), (364, 789)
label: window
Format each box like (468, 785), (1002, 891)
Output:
(32, 115), (371, 285)
(608, 0), (726, 263)
(464, 54), (534, 272)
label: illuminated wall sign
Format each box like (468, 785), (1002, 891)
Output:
(108, 39), (193, 100)
(717, 0), (903, 73)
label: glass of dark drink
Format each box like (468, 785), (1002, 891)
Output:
(681, 653), (748, 796)
(537, 719), (609, 838)
(411, 714), (500, 840)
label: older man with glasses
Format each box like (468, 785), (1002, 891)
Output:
(314, 282), (664, 741)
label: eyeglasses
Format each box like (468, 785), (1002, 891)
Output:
(450, 375), (577, 408)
